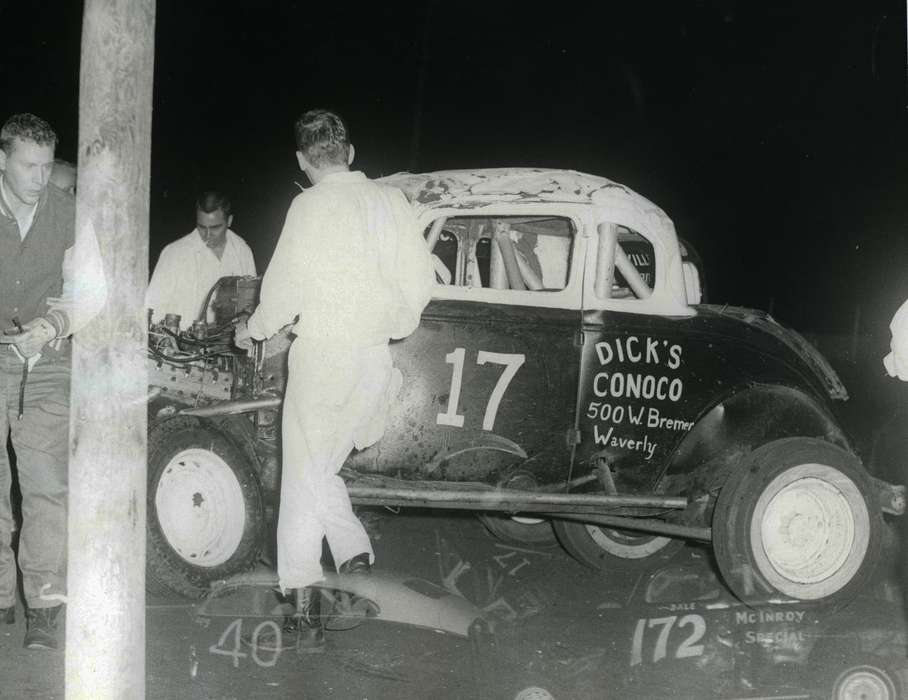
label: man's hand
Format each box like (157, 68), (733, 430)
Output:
(0, 317), (57, 358)
(233, 319), (254, 353)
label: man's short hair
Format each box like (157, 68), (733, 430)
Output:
(196, 190), (232, 217)
(0, 113), (57, 154)
(294, 109), (350, 167)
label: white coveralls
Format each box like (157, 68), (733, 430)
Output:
(246, 171), (433, 590)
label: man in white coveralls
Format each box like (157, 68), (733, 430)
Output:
(235, 109), (434, 650)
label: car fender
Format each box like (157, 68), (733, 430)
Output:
(662, 382), (850, 497)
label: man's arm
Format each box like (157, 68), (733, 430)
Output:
(45, 219), (108, 337)
(237, 236), (257, 276)
(389, 191), (434, 339)
(145, 244), (180, 325)
(246, 196), (314, 340)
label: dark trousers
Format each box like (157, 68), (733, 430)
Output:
(0, 343), (70, 609)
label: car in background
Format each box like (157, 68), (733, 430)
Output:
(602, 555), (908, 699)
(144, 168), (903, 614)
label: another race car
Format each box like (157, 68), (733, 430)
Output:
(144, 168), (904, 609)
(600, 554), (908, 699)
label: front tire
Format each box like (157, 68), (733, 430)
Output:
(713, 437), (882, 605)
(147, 416), (265, 598)
(827, 656), (908, 700)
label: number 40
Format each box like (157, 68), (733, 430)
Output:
(436, 348), (525, 431)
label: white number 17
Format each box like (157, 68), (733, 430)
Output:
(436, 348), (525, 431)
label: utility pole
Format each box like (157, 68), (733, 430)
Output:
(66, 1), (155, 698)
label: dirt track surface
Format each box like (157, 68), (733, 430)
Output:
(1, 505), (906, 699)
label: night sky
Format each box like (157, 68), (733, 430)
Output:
(1, 1), (906, 333)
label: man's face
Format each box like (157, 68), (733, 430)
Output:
(0, 138), (54, 206)
(196, 208), (231, 251)
(49, 163), (76, 194)
(493, 220), (512, 236)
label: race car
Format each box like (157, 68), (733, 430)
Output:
(144, 168), (904, 610)
(601, 554), (908, 699)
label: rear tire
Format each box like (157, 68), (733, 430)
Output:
(713, 437), (882, 605)
(479, 515), (558, 547)
(147, 416), (264, 599)
(553, 520), (683, 572)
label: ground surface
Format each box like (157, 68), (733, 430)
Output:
(1, 508), (905, 699)
(2, 337), (908, 699)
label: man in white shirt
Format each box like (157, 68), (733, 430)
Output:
(146, 191), (256, 329)
(0, 113), (106, 650)
(235, 109), (433, 651)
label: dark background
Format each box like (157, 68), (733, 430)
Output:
(1, 1), (906, 334)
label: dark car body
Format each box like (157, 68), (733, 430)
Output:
(145, 168), (901, 603)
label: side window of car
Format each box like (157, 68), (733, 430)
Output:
(424, 215), (574, 291)
(431, 229), (458, 285)
(595, 223), (656, 300)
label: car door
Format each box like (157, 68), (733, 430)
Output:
(345, 210), (585, 487)
(573, 223), (707, 493)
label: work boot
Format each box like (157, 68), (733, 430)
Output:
(24, 605), (62, 650)
(338, 552), (371, 576)
(240, 590), (299, 652)
(246, 615), (302, 653)
(294, 586), (325, 654)
(0, 605), (14, 624)
(242, 588), (325, 653)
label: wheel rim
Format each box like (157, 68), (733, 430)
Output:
(751, 463), (870, 599)
(586, 526), (672, 559)
(155, 448), (246, 567)
(834, 666), (895, 700)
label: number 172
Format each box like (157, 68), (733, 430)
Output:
(630, 614), (706, 666)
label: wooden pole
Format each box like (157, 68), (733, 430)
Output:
(66, 2), (155, 698)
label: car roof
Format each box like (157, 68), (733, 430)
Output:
(379, 167), (678, 243)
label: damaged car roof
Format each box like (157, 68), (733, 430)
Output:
(380, 167), (678, 241)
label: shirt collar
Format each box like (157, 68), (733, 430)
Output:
(0, 175), (21, 219)
(0, 175), (40, 231)
(192, 228), (233, 256)
(318, 170), (367, 186)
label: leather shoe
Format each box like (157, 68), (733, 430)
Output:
(24, 605), (62, 650)
(338, 552), (371, 576)
(0, 605), (13, 624)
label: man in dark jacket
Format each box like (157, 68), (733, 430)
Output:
(0, 113), (106, 650)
